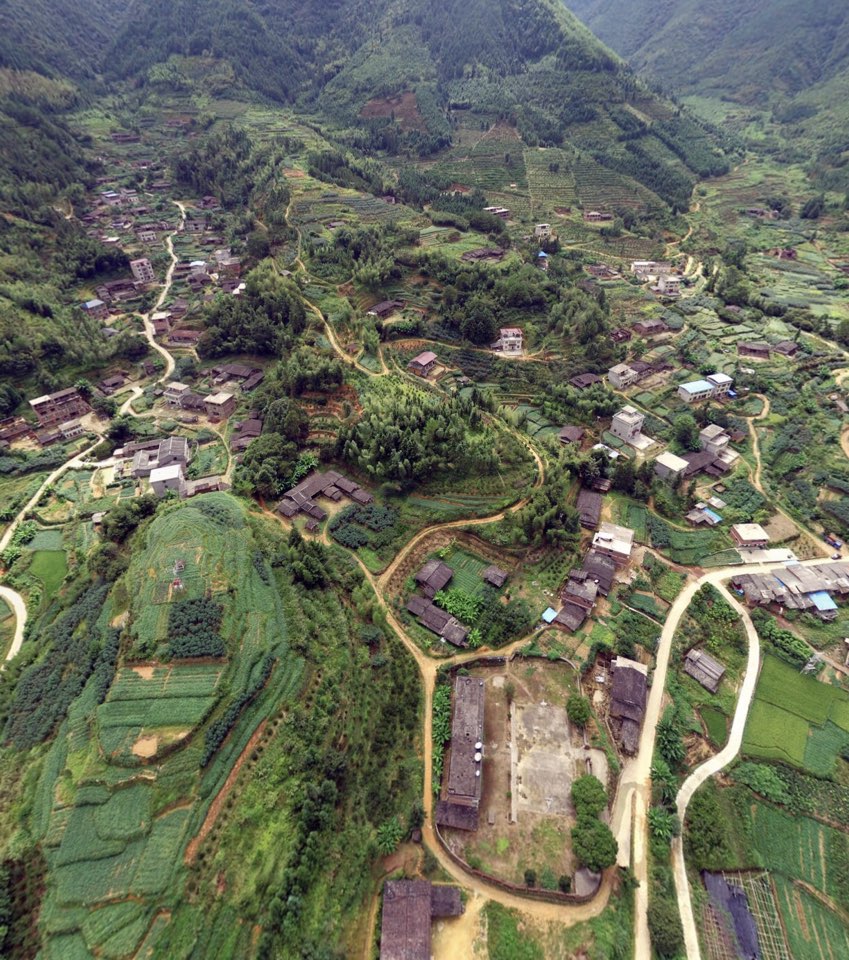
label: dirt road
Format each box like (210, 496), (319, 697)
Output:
(138, 200), (185, 384)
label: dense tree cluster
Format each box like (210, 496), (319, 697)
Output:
(173, 125), (294, 216)
(168, 597), (225, 659)
(339, 380), (495, 484)
(3, 585), (110, 749)
(198, 263), (306, 358)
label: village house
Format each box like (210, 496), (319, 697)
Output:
(230, 418), (263, 453)
(677, 373), (733, 404)
(570, 373), (602, 390)
(408, 351), (438, 378)
(164, 382), (191, 406)
(0, 417), (34, 444)
(137, 229), (158, 244)
(609, 657), (648, 755)
(169, 329), (203, 346)
(630, 260), (671, 279)
(584, 210), (612, 222)
(581, 550), (617, 595)
(554, 574), (598, 632)
(686, 503), (723, 526)
(415, 560), (454, 599)
(130, 258), (156, 284)
(482, 565), (508, 588)
(577, 488), (604, 530)
(151, 311), (171, 336)
(150, 463), (187, 499)
(406, 596), (469, 648)
(707, 372), (734, 397)
(654, 275), (681, 297)
(379, 880), (463, 960)
(654, 451), (689, 482)
(610, 328), (633, 344)
(483, 206), (510, 219)
(29, 388), (89, 427)
(81, 298), (109, 321)
(204, 392), (236, 422)
(772, 339), (799, 357)
(460, 247), (505, 263)
(738, 341), (771, 360)
(533, 223), (552, 240)
(130, 436), (190, 478)
(59, 420), (85, 441)
(611, 406), (654, 451)
(367, 299), (404, 319)
(611, 406), (644, 444)
(559, 425), (585, 446)
(699, 424), (739, 468)
(491, 327), (523, 355)
(99, 374), (126, 396)
(436, 676), (485, 832)
(97, 278), (138, 303)
(731, 523), (770, 549)
(633, 317), (668, 337)
(684, 649), (726, 693)
(592, 522), (635, 567)
(608, 363), (640, 390)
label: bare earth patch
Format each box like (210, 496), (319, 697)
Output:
(132, 665), (155, 680)
(360, 91), (426, 132)
(132, 735), (158, 758)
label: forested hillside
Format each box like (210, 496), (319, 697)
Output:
(0, 0), (127, 81)
(565, 0), (849, 104)
(106, 0), (727, 206)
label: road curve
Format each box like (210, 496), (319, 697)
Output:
(0, 586), (27, 666)
(671, 585), (761, 960)
(626, 556), (832, 960)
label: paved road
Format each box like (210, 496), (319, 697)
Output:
(623, 556), (835, 959)
(0, 586), (27, 666)
(670, 584), (762, 960)
(0, 434), (105, 667)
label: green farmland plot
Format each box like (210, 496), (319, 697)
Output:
(744, 656), (849, 776)
(774, 875), (849, 960)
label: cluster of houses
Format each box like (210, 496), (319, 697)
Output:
(169, 247), (243, 298)
(654, 423), (741, 484)
(112, 435), (228, 500)
(544, 522), (633, 633)
(406, 560), (508, 648)
(163, 382), (236, 422)
(275, 470), (373, 530)
(731, 560), (849, 621)
(629, 260), (682, 298)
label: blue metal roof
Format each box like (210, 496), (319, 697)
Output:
(542, 607), (558, 623)
(810, 591), (838, 612)
(704, 509), (722, 523)
(680, 379), (714, 394)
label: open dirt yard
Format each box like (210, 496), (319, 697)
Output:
(440, 660), (609, 888)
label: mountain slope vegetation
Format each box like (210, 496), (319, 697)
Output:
(565, 0), (849, 104)
(107, 0), (727, 206)
(0, 0), (127, 82)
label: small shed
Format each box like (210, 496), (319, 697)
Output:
(684, 649), (726, 693)
(482, 565), (508, 588)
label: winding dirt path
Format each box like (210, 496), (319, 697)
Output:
(137, 200), (185, 386)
